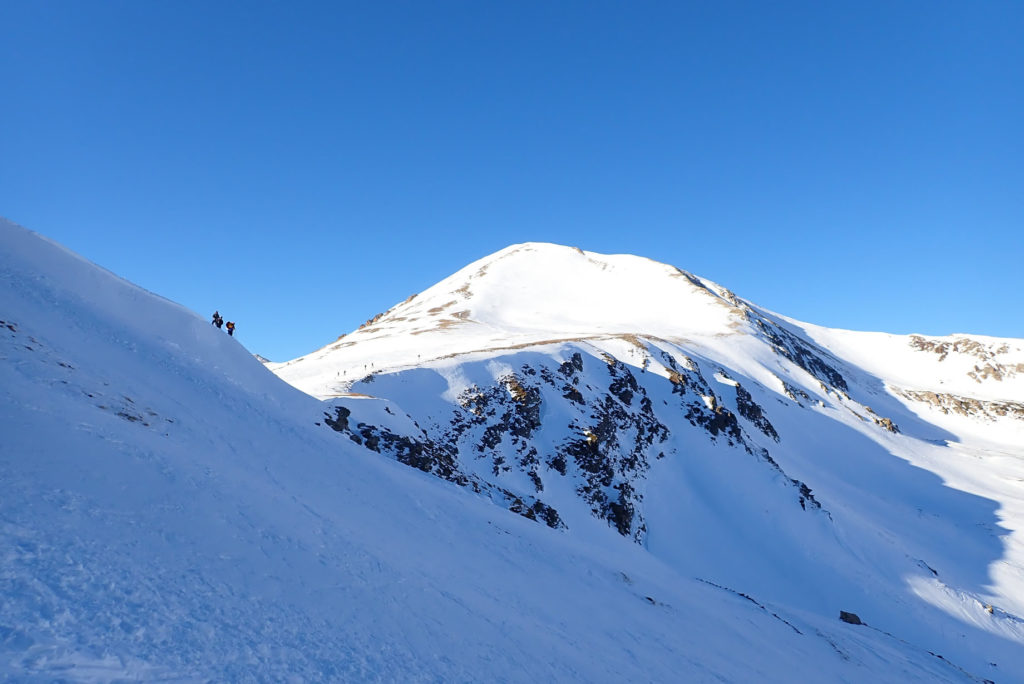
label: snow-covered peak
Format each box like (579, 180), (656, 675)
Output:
(403, 242), (743, 336)
(408, 241), (741, 337)
(274, 241), (1024, 409)
(271, 243), (756, 393)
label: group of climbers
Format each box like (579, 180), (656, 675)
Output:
(211, 311), (236, 336)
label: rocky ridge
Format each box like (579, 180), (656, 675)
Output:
(910, 335), (1024, 384)
(321, 331), (844, 541)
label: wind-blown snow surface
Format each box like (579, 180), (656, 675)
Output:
(2, 222), (1022, 682)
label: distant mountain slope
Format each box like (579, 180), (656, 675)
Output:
(2, 219), (1021, 682)
(274, 241), (1024, 681)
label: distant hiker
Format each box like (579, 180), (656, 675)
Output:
(226, 321), (235, 337)
(212, 311), (224, 329)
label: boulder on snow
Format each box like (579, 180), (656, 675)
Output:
(839, 611), (863, 625)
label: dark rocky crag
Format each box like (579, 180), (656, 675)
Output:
(320, 333), (838, 541)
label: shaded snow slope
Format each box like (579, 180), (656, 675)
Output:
(3, 219), (1021, 682)
(272, 240), (1024, 682)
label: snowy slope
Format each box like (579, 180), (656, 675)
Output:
(3, 221), (1021, 681)
(273, 241), (1024, 682)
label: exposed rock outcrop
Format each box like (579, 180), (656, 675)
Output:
(894, 389), (1024, 422)
(910, 335), (1023, 383)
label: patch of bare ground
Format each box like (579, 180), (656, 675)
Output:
(895, 388), (1024, 421)
(668, 268), (749, 322)
(909, 334), (1023, 382)
(434, 317), (471, 331)
(910, 335), (1020, 368)
(968, 363), (1024, 383)
(433, 335), (606, 360)
(358, 312), (385, 330)
(410, 314), (476, 335)
(428, 300), (459, 314)
(615, 333), (644, 349)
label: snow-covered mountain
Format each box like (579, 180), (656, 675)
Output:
(4, 221), (1023, 682)
(272, 242), (1024, 680)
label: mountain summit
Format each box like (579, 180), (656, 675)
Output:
(383, 241), (744, 336)
(272, 242), (761, 398)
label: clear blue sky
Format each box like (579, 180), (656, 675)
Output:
(2, 1), (1021, 361)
